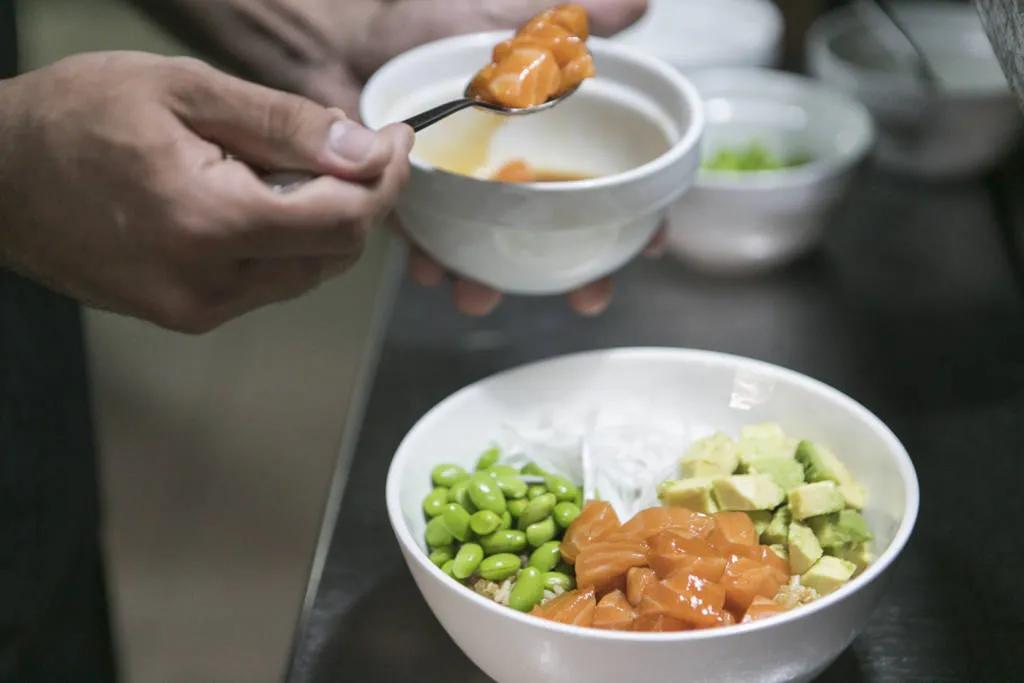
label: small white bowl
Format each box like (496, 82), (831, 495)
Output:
(386, 347), (919, 683)
(807, 2), (1022, 180)
(665, 68), (874, 276)
(360, 33), (704, 295)
(612, 0), (784, 72)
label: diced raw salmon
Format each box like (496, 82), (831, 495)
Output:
(561, 500), (621, 564)
(492, 159), (535, 183)
(531, 586), (597, 626)
(720, 557), (784, 613)
(641, 574), (728, 629)
(574, 536), (650, 594)
(560, 54), (595, 91)
(618, 507), (714, 542)
(521, 4), (590, 40)
(626, 566), (657, 607)
(711, 511), (759, 546)
(486, 46), (561, 109)
(748, 545), (791, 584)
(741, 596), (789, 623)
(632, 611), (691, 632)
(592, 590), (636, 630)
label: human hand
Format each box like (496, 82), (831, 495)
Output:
(0, 51), (413, 333)
(146, 0), (652, 315)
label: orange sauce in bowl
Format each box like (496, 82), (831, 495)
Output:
(491, 159), (594, 183)
(469, 3), (596, 110)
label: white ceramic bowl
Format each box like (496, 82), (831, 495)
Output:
(612, 0), (784, 72)
(386, 347), (919, 683)
(360, 33), (704, 295)
(807, 2), (1022, 180)
(665, 68), (875, 276)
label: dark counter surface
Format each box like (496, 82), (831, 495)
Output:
(289, 166), (1024, 683)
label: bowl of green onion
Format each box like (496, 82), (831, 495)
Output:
(667, 68), (875, 275)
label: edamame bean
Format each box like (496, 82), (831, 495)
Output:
(441, 560), (456, 578)
(526, 485), (547, 500)
(478, 553), (522, 581)
(468, 473), (507, 515)
(520, 462), (545, 477)
(487, 465), (520, 479)
(442, 503), (472, 542)
(500, 511), (513, 530)
(432, 464), (469, 488)
(447, 480), (475, 512)
(480, 529), (527, 555)
(496, 475), (528, 500)
(526, 517), (557, 547)
(507, 498), (529, 519)
(470, 510), (502, 536)
(423, 487), (450, 517)
(518, 493), (556, 529)
(475, 447), (500, 471)
(508, 567), (545, 612)
(556, 561), (573, 576)
(528, 541), (562, 572)
(542, 571), (574, 592)
(428, 544), (457, 568)
(452, 543), (484, 579)
(573, 487), (584, 508)
(544, 474), (577, 502)
(425, 515), (453, 547)
(553, 501), (581, 528)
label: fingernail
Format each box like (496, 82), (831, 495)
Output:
(329, 120), (380, 161)
(576, 297), (610, 317)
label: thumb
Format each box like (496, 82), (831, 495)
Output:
(171, 61), (407, 181)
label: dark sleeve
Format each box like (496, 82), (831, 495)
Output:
(0, 0), (17, 78)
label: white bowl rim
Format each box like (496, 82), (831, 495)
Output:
(807, 2), (1011, 101)
(385, 346), (921, 643)
(360, 32), (705, 193)
(612, 0), (785, 62)
(690, 67), (875, 192)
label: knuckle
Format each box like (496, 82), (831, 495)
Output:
(263, 95), (314, 144)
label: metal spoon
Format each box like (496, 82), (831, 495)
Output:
(857, 0), (941, 92)
(261, 80), (580, 191)
(401, 81), (580, 132)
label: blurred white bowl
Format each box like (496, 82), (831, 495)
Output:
(612, 0), (784, 72)
(387, 348), (919, 683)
(665, 68), (874, 276)
(807, 2), (1022, 180)
(360, 33), (703, 295)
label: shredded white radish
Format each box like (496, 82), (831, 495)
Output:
(492, 401), (695, 520)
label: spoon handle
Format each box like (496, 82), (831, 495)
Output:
(402, 98), (478, 132)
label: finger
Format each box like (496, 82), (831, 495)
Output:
(168, 58), (406, 182)
(452, 278), (503, 316)
(567, 277), (613, 316)
(409, 248), (445, 287)
(221, 255), (346, 320)
(644, 224), (668, 259)
(204, 123), (413, 258)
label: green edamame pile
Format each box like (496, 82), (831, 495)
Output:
(421, 447), (583, 613)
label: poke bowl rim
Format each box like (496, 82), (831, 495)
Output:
(385, 346), (920, 642)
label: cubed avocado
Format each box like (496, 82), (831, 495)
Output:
(836, 542), (875, 574)
(658, 478), (719, 514)
(738, 437), (797, 470)
(838, 482), (867, 509)
(800, 556), (857, 595)
(795, 440), (854, 486)
(712, 474), (786, 511)
(808, 509), (873, 550)
(760, 505), (792, 545)
(788, 481), (846, 520)
(680, 432), (740, 478)
(788, 522), (824, 574)
(746, 456), (807, 491)
(747, 510), (773, 536)
(769, 544), (789, 562)
(740, 422), (787, 443)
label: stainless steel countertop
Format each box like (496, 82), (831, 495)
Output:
(287, 162), (1024, 682)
